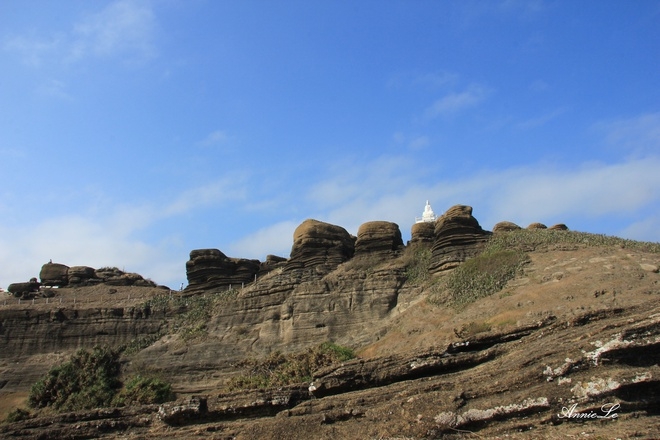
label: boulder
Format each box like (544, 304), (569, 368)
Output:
(39, 263), (69, 287)
(185, 249), (261, 292)
(67, 266), (96, 285)
(284, 219), (355, 272)
(7, 281), (40, 297)
(527, 222), (547, 230)
(429, 205), (491, 273)
(548, 223), (569, 231)
(410, 221), (435, 245)
(492, 221), (522, 233)
(354, 221), (403, 257)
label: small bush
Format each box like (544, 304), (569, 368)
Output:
(114, 375), (174, 406)
(227, 342), (355, 391)
(28, 347), (122, 411)
(4, 408), (30, 423)
(27, 346), (174, 412)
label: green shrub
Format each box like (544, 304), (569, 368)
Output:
(4, 408), (30, 423)
(28, 347), (122, 411)
(114, 374), (174, 406)
(27, 346), (174, 412)
(227, 342), (355, 391)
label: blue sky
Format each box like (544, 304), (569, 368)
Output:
(1, 0), (659, 289)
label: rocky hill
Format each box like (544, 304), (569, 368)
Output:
(1, 205), (659, 439)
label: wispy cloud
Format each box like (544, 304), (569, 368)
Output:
(0, 177), (247, 288)
(199, 130), (230, 147)
(3, 34), (62, 67)
(69, 0), (156, 62)
(515, 107), (567, 130)
(4, 0), (157, 67)
(422, 85), (490, 120)
(595, 112), (660, 156)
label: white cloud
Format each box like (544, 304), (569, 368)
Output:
(596, 112), (660, 156)
(4, 0), (157, 68)
(70, 0), (156, 61)
(228, 220), (299, 260)
(164, 178), (247, 217)
(515, 107), (567, 130)
(199, 130), (230, 147)
(0, 177), (247, 289)
(423, 85), (490, 120)
(3, 34), (62, 67)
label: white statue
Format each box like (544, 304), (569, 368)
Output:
(416, 200), (437, 223)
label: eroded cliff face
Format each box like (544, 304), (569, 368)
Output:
(3, 204), (660, 438)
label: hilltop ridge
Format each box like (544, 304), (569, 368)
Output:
(1, 204), (659, 439)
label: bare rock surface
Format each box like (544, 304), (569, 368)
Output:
(284, 219), (355, 272)
(185, 249), (261, 293)
(354, 221), (403, 256)
(429, 205), (491, 273)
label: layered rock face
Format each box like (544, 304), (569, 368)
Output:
(36, 262), (157, 288)
(409, 221), (435, 245)
(429, 205), (491, 273)
(284, 219), (355, 272)
(354, 221), (403, 257)
(185, 249), (261, 293)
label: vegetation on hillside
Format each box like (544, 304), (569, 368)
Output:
(145, 289), (239, 341)
(426, 229), (660, 309)
(26, 346), (173, 413)
(226, 342), (355, 390)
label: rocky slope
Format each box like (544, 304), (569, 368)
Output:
(1, 205), (659, 439)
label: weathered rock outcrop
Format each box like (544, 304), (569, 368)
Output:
(284, 219), (355, 272)
(429, 205), (491, 273)
(34, 263), (157, 288)
(527, 222), (547, 230)
(548, 223), (569, 230)
(7, 280), (40, 297)
(492, 221), (522, 233)
(39, 263), (69, 287)
(185, 249), (261, 293)
(410, 221), (435, 245)
(354, 221), (403, 257)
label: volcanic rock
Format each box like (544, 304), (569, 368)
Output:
(185, 249), (261, 293)
(527, 222), (547, 230)
(39, 263), (69, 287)
(429, 205), (491, 273)
(354, 221), (403, 257)
(548, 223), (569, 231)
(410, 221), (435, 245)
(492, 221), (521, 233)
(67, 266), (96, 285)
(284, 219), (355, 272)
(7, 280), (40, 297)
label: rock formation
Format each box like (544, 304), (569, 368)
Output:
(185, 249), (261, 293)
(548, 223), (569, 230)
(7, 280), (40, 297)
(492, 221), (522, 233)
(354, 221), (403, 257)
(527, 222), (547, 230)
(429, 205), (491, 273)
(39, 263), (69, 287)
(284, 219), (355, 272)
(409, 221), (435, 245)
